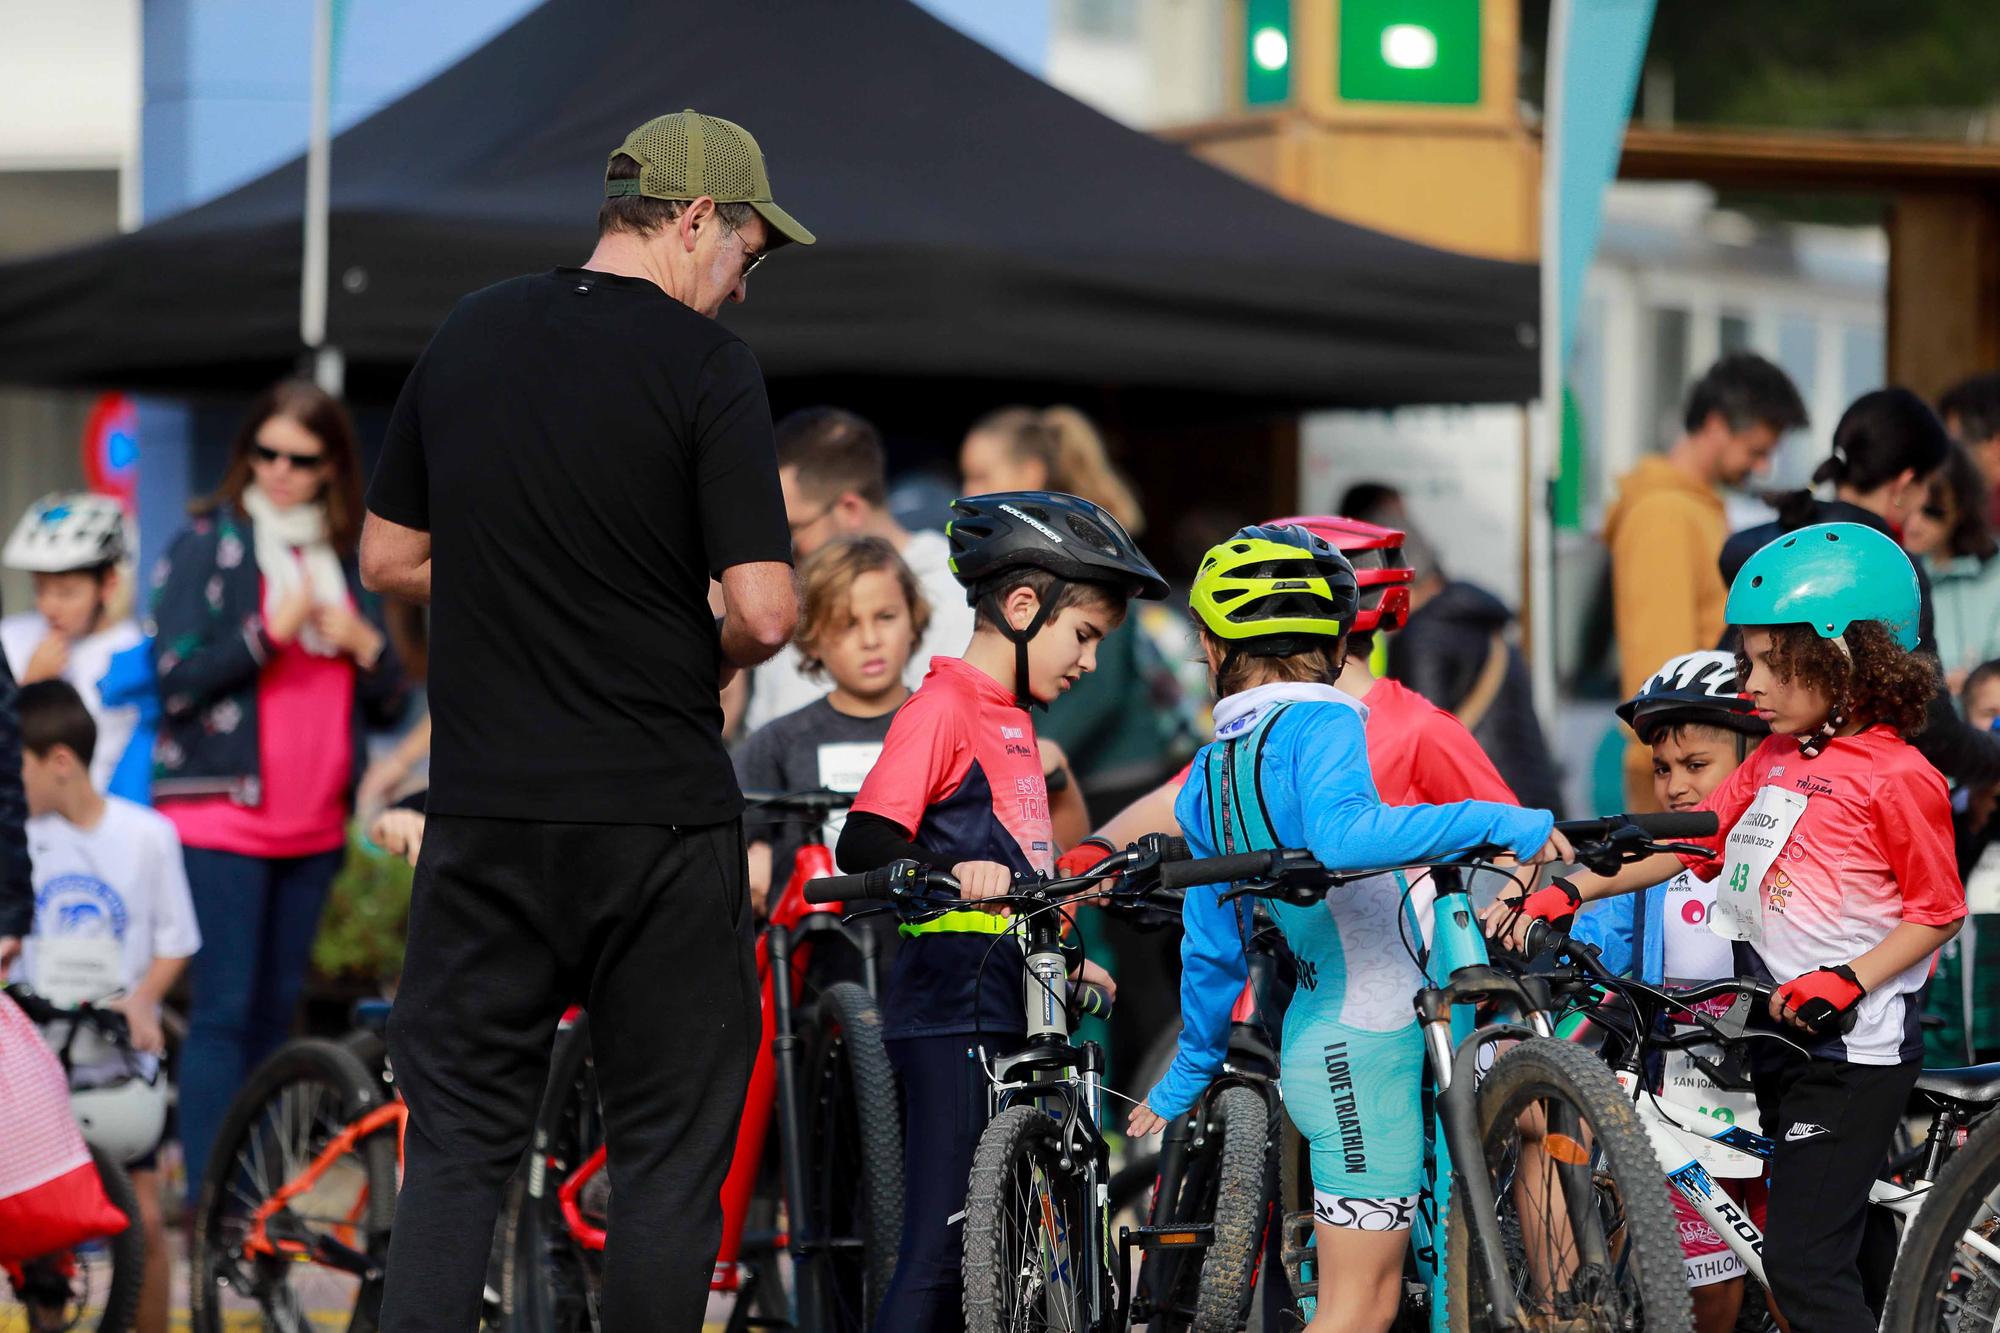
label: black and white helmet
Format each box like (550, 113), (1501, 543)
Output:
(1615, 650), (1766, 744)
(4, 493), (129, 574)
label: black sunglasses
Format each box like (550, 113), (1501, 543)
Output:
(252, 443), (327, 472)
(1921, 504), (1950, 521)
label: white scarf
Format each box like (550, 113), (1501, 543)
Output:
(1210, 681), (1367, 740)
(241, 483), (348, 657)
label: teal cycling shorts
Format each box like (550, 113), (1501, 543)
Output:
(1281, 1011), (1424, 1202)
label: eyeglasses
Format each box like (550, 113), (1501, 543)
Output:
(252, 443), (327, 472)
(1921, 504), (1950, 522)
(717, 213), (768, 280)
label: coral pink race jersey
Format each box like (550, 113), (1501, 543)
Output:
(851, 657), (1055, 1038)
(1682, 726), (1965, 1064)
(1362, 678), (1519, 807)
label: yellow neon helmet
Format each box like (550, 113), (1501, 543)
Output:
(1190, 524), (1360, 655)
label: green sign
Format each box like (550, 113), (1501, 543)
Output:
(1338, 0), (1481, 105)
(1244, 0), (1292, 106)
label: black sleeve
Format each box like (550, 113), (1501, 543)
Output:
(0, 642), (30, 939)
(351, 579), (409, 730)
(837, 810), (956, 873)
(1390, 619), (1471, 713)
(693, 340), (792, 576)
(1914, 684), (2000, 787)
(367, 352), (430, 530)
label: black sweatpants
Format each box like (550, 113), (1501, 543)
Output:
(379, 813), (759, 1332)
(875, 1033), (1010, 1333)
(1751, 1046), (1919, 1333)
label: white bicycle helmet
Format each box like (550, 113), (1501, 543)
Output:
(71, 1071), (168, 1166)
(1615, 649), (1767, 745)
(4, 492), (130, 574)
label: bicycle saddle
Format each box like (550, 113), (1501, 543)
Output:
(1914, 1063), (2000, 1108)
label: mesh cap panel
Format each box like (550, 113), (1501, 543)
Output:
(697, 115), (760, 198)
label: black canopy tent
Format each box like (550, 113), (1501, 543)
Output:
(0, 0), (1537, 409)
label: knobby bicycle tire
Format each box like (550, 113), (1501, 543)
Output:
(1882, 1105), (2000, 1332)
(190, 1038), (399, 1333)
(804, 982), (904, 1330)
(504, 1014), (603, 1333)
(9, 1144), (145, 1333)
(1190, 1086), (1273, 1333)
(1445, 1038), (1691, 1333)
(963, 1104), (1094, 1333)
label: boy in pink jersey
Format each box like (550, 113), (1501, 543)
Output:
(1498, 523), (1964, 1333)
(838, 491), (1166, 1332)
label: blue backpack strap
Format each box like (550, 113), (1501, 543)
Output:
(1201, 702), (1295, 949)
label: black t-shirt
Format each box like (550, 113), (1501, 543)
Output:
(732, 695), (896, 889)
(367, 268), (791, 825)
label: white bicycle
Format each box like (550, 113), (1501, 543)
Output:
(1537, 933), (2000, 1329)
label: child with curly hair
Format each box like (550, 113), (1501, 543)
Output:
(1495, 522), (1965, 1333)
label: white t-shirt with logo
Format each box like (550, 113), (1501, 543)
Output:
(21, 796), (201, 1007)
(1661, 868), (1734, 985)
(1, 612), (145, 792)
(744, 527), (975, 735)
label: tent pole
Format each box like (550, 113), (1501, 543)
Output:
(1528, 0), (1569, 749)
(302, 0), (338, 393)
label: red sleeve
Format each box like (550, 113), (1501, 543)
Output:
(849, 689), (969, 835)
(1410, 715), (1519, 805)
(1682, 749), (1764, 881)
(1880, 762), (1968, 925)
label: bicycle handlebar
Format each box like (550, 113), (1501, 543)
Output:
(1552, 811), (1718, 843)
(3, 983), (133, 1044)
(1538, 932), (1858, 1039)
(742, 788), (856, 818)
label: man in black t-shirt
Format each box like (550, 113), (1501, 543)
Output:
(361, 110), (811, 1331)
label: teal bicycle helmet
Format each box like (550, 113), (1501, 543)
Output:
(1725, 522), (1920, 652)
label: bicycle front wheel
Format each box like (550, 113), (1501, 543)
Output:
(963, 1105), (1096, 1333)
(190, 1039), (400, 1333)
(1445, 1038), (1691, 1333)
(1882, 1105), (2000, 1332)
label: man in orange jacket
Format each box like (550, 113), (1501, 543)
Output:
(1601, 352), (1806, 808)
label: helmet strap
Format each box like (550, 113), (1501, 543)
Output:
(1795, 706), (1847, 760)
(979, 582), (1063, 711)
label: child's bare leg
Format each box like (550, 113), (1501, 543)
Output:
(130, 1165), (169, 1333)
(1306, 1211), (1407, 1333)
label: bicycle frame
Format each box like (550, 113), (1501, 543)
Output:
(1404, 864), (1558, 1333)
(241, 1100), (408, 1277)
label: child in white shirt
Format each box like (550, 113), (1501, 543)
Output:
(18, 680), (199, 1333)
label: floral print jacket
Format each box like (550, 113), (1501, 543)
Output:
(148, 507), (406, 805)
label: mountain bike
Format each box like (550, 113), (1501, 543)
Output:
(3, 986), (147, 1333)
(504, 789), (901, 1333)
(1524, 922), (2000, 1332)
(1859, 1052), (2000, 1329)
(803, 838), (1165, 1333)
(1124, 899), (1287, 1333)
(1221, 813), (1712, 1333)
(188, 1013), (406, 1333)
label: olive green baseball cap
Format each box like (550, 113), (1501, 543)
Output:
(605, 110), (815, 247)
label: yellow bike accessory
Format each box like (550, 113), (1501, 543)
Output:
(899, 908), (1018, 938)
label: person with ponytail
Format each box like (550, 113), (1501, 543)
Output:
(1719, 387), (2000, 788)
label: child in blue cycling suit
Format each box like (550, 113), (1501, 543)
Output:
(1126, 525), (1563, 1333)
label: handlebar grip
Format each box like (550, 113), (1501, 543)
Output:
(1070, 981), (1114, 1022)
(804, 870), (884, 905)
(1622, 811), (1719, 840)
(1159, 851), (1279, 892)
(1523, 920), (1566, 959)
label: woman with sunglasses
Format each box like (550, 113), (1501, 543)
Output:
(1902, 441), (2000, 694)
(149, 379), (406, 1208)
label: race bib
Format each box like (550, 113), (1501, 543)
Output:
(1711, 786), (1807, 943)
(1965, 842), (2000, 916)
(31, 933), (124, 1008)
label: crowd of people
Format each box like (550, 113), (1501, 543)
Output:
(0, 104), (1996, 1333)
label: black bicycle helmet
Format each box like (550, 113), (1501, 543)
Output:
(947, 492), (1169, 601)
(1615, 649), (1767, 745)
(946, 491), (1168, 707)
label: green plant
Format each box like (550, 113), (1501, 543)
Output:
(313, 826), (414, 983)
